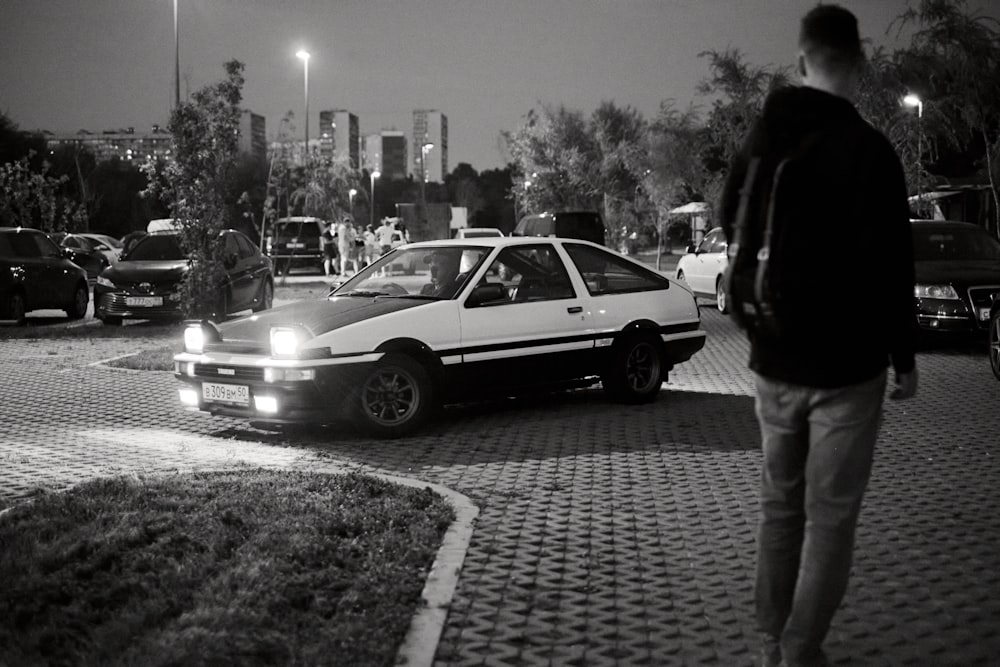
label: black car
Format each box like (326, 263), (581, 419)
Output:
(0, 227), (90, 325)
(513, 211), (606, 246)
(59, 233), (118, 281)
(94, 229), (274, 325)
(912, 220), (1000, 334)
(266, 217), (326, 275)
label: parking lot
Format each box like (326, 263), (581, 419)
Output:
(1, 307), (999, 666)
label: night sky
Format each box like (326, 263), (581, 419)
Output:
(2, 1), (995, 171)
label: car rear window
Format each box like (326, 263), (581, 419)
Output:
(275, 220), (321, 241)
(913, 227), (1000, 262)
(127, 234), (184, 261)
(564, 243), (671, 295)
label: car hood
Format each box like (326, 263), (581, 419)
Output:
(104, 260), (189, 283)
(915, 260), (1000, 286)
(218, 296), (431, 345)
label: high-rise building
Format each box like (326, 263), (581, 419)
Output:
(238, 110), (266, 165)
(319, 109), (359, 168)
(412, 109), (447, 183)
(380, 131), (408, 181)
(44, 126), (174, 163)
(362, 133), (382, 173)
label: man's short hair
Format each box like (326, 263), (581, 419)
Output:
(799, 4), (864, 72)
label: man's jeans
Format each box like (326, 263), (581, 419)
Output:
(753, 371), (887, 666)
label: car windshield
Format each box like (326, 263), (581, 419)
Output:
(912, 226), (1000, 262)
(126, 234), (184, 261)
(334, 246), (490, 299)
(463, 230), (501, 238)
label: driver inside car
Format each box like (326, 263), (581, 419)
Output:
(420, 249), (463, 297)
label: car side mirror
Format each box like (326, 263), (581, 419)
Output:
(686, 244), (697, 254)
(467, 283), (507, 307)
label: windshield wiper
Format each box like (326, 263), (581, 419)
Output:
(338, 289), (392, 297)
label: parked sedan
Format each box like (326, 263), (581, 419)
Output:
(174, 237), (707, 436)
(675, 227), (730, 313)
(95, 229), (273, 325)
(60, 233), (120, 281)
(0, 227), (90, 325)
(911, 220), (1000, 333)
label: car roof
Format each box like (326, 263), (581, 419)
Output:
(275, 216), (324, 223)
(0, 226), (44, 234)
(400, 236), (606, 250)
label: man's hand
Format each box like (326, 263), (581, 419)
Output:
(890, 367), (918, 400)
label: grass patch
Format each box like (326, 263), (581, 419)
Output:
(104, 346), (179, 371)
(0, 470), (454, 666)
(0, 321), (185, 341)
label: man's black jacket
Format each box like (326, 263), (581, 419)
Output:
(719, 85), (917, 388)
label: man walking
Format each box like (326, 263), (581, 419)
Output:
(719, 6), (918, 666)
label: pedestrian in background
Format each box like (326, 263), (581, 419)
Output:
(337, 217), (357, 276)
(375, 218), (395, 257)
(321, 223), (337, 277)
(363, 224), (378, 265)
(718, 6), (918, 666)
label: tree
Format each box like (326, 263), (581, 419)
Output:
(0, 112), (46, 169)
(445, 163), (485, 223)
(894, 0), (1000, 235)
(0, 152), (87, 232)
(290, 157), (362, 224)
(143, 60), (246, 319)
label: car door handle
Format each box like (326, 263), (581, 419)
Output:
(567, 306), (582, 314)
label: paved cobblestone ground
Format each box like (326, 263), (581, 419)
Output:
(1, 307), (998, 666)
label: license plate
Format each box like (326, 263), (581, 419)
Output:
(202, 382), (249, 405)
(126, 296), (163, 307)
(287, 242), (305, 249)
(978, 307), (991, 322)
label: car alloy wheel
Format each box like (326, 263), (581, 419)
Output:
(253, 280), (274, 312)
(602, 331), (663, 404)
(716, 278), (729, 314)
(990, 311), (1000, 381)
(7, 291), (26, 326)
(355, 355), (433, 437)
(66, 284), (89, 320)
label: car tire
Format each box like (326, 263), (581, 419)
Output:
(352, 354), (434, 438)
(65, 283), (89, 320)
(602, 331), (664, 404)
(990, 310), (1000, 381)
(253, 280), (274, 312)
(6, 290), (27, 326)
(716, 277), (730, 314)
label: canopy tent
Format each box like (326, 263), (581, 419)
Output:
(669, 201), (710, 215)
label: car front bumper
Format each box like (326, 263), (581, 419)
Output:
(95, 287), (183, 321)
(173, 352), (382, 424)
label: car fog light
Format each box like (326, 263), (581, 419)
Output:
(254, 395), (279, 413)
(179, 388), (199, 406)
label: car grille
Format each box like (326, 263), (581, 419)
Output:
(967, 286), (1000, 329)
(193, 364), (265, 381)
(98, 293), (181, 317)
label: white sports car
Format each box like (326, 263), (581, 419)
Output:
(174, 237), (706, 436)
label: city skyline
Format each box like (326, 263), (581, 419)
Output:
(3, 1), (999, 172)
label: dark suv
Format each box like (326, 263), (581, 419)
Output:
(513, 211), (606, 246)
(0, 227), (90, 325)
(266, 217), (326, 275)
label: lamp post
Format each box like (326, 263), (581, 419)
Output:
(349, 188), (357, 218)
(903, 93), (924, 211)
(419, 142), (434, 203)
(173, 0), (180, 108)
(296, 50), (310, 164)
(369, 171), (380, 229)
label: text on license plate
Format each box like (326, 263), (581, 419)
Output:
(287, 242), (305, 249)
(126, 296), (163, 307)
(202, 382), (249, 405)
(978, 307), (991, 322)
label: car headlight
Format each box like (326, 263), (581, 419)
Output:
(914, 284), (959, 300)
(270, 327), (300, 358)
(184, 320), (222, 354)
(96, 275), (116, 288)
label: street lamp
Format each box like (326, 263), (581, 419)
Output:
(903, 93), (924, 210)
(296, 50), (310, 163)
(369, 171), (380, 229)
(173, 0), (180, 109)
(349, 188), (357, 216)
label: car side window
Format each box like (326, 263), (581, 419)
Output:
(32, 233), (63, 258)
(63, 236), (81, 249)
(474, 244), (575, 306)
(709, 232), (727, 254)
(0, 235), (13, 256)
(223, 233), (241, 258)
(697, 231), (717, 254)
(234, 233), (257, 259)
(564, 243), (671, 296)
(9, 233), (41, 258)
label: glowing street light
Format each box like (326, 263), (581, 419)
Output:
(296, 50), (310, 162)
(903, 93), (925, 208)
(369, 171), (381, 228)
